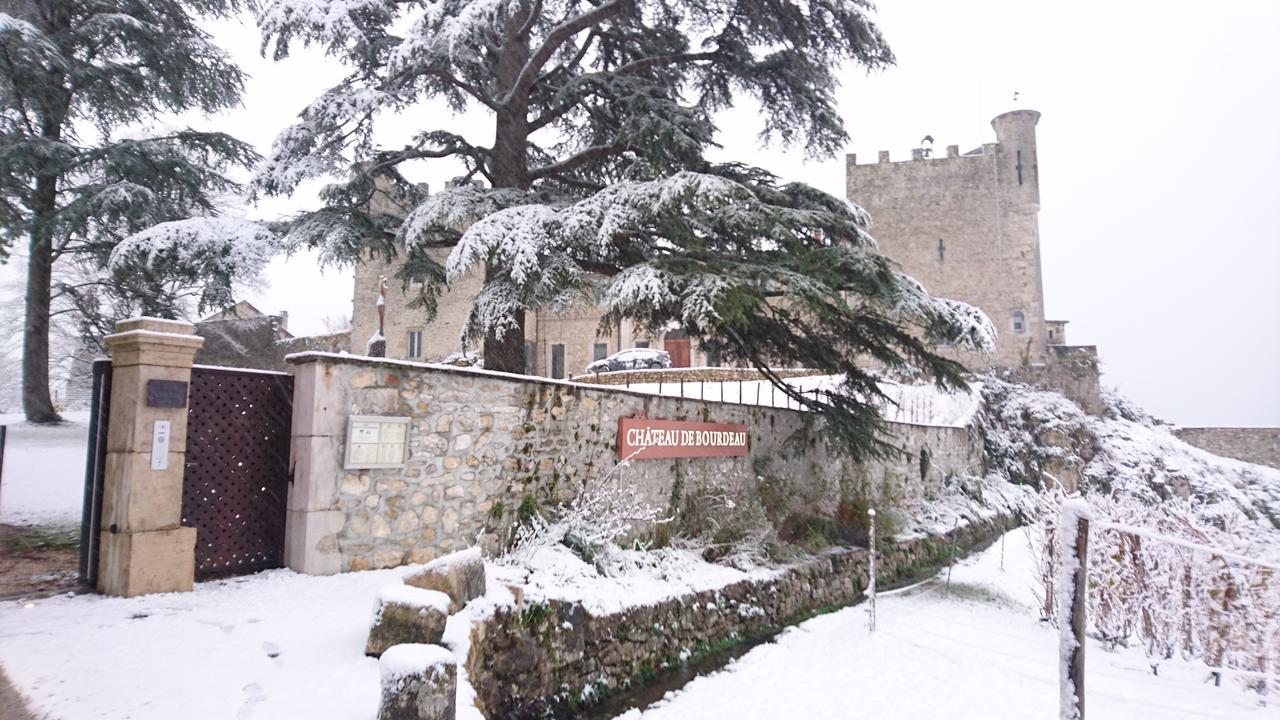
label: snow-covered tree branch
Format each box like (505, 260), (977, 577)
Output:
(252, 0), (1001, 458)
(0, 0), (260, 421)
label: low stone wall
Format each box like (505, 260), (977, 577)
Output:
(1174, 427), (1280, 470)
(465, 510), (1024, 719)
(285, 354), (987, 574)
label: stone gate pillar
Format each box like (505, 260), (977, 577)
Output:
(99, 317), (204, 596)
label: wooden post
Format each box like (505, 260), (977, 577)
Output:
(945, 516), (960, 592)
(867, 508), (877, 632)
(1059, 502), (1091, 720)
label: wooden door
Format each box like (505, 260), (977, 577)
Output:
(664, 338), (691, 368)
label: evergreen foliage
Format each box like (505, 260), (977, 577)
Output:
(257, 0), (995, 458)
(0, 0), (258, 421)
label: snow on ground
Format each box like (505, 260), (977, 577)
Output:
(0, 561), (510, 720)
(0, 412), (90, 526)
(0, 542), (777, 720)
(625, 373), (982, 428)
(2, 525), (1270, 720)
(614, 528), (1273, 720)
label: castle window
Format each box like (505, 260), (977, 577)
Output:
(937, 238), (945, 262)
(593, 342), (608, 361)
(1016, 151), (1024, 185)
(1012, 311), (1026, 334)
(635, 340), (650, 349)
(551, 344), (565, 379)
(406, 330), (423, 358)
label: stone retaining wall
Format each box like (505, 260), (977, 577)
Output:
(1174, 427), (1280, 470)
(285, 354), (988, 575)
(465, 510), (1024, 719)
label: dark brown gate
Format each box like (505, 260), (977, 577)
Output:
(182, 366), (292, 579)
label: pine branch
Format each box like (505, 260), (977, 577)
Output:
(504, 0), (630, 108)
(527, 142), (629, 181)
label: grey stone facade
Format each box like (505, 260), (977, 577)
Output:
(1174, 427), (1280, 470)
(846, 110), (1049, 368)
(283, 354), (987, 574)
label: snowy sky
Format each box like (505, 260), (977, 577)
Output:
(4, 0), (1278, 427)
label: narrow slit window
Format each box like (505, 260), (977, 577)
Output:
(551, 344), (565, 379)
(1012, 311), (1026, 334)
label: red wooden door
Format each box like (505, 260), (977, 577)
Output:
(664, 338), (691, 368)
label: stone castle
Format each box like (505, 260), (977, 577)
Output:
(351, 109), (1095, 389)
(847, 109), (1055, 368)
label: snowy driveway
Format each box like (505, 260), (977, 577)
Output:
(615, 532), (1270, 720)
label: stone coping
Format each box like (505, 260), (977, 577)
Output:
(284, 351), (981, 433)
(284, 351), (815, 415)
(572, 367), (825, 385)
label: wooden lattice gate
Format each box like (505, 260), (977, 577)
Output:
(182, 366), (293, 579)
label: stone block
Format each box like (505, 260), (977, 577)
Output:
(288, 434), (342, 511)
(100, 450), (185, 532)
(377, 645), (457, 720)
(96, 526), (196, 597)
(366, 584), (451, 657)
(404, 547), (485, 614)
(104, 364), (195, 453)
(284, 509), (346, 575)
(289, 361), (347, 437)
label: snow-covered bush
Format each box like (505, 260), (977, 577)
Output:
(979, 377), (1093, 488)
(500, 459), (669, 577)
(669, 472), (778, 570)
(1036, 492), (1279, 690)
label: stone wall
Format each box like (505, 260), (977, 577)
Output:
(1001, 345), (1104, 416)
(1174, 427), (1280, 470)
(284, 354), (987, 574)
(465, 510), (1023, 719)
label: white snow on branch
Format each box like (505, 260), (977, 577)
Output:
(391, 0), (519, 71)
(0, 14), (65, 69)
(109, 217), (280, 280)
(602, 265), (675, 314)
(401, 186), (531, 249)
(258, 0), (396, 53)
(890, 273), (996, 352)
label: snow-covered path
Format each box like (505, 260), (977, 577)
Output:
(617, 530), (1271, 720)
(0, 528), (1270, 719)
(0, 412), (89, 526)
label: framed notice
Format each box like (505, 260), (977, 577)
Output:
(617, 416), (749, 460)
(344, 415), (410, 469)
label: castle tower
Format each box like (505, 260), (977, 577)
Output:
(845, 109), (1049, 368)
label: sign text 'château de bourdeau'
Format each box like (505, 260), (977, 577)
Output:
(616, 415), (749, 460)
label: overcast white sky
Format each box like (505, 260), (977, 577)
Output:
(8, 0), (1279, 426)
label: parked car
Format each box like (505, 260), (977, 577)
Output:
(585, 347), (671, 374)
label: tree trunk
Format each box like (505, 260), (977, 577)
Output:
(23, 172), (61, 423)
(21, 5), (69, 423)
(482, 11), (532, 374)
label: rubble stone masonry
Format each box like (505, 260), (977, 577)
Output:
(283, 354), (987, 574)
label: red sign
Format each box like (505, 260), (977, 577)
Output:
(617, 416), (749, 460)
